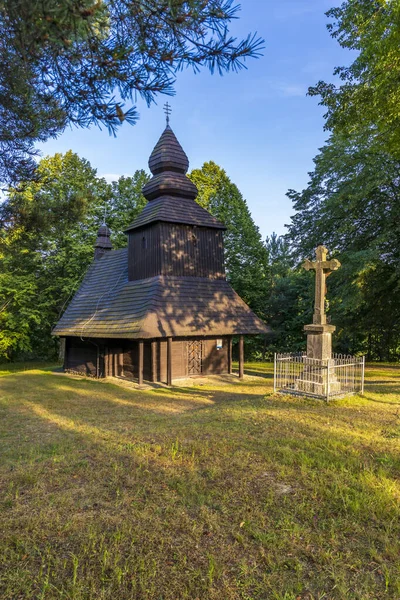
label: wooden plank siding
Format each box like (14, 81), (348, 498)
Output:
(160, 224), (225, 279)
(65, 335), (231, 382)
(202, 338), (229, 375)
(128, 224), (225, 282)
(65, 337), (101, 377)
(128, 224), (161, 281)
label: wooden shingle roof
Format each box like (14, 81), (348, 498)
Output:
(52, 249), (269, 339)
(124, 123), (226, 232)
(124, 196), (225, 232)
(148, 125), (189, 175)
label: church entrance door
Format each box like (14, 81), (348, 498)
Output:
(187, 340), (203, 375)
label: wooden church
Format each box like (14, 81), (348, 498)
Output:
(52, 118), (269, 384)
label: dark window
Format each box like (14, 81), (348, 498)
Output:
(142, 236), (147, 249)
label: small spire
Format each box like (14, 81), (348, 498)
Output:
(164, 102), (172, 126)
(94, 223), (112, 260)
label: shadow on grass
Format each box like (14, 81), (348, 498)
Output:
(1, 363), (400, 600)
(2, 373), (399, 529)
(239, 368), (274, 379)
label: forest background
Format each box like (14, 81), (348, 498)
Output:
(0, 0), (399, 363)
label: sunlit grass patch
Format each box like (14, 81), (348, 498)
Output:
(0, 361), (399, 599)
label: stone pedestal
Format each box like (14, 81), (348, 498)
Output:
(304, 323), (336, 360)
(294, 323), (341, 398)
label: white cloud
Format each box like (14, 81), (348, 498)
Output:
(100, 173), (124, 182)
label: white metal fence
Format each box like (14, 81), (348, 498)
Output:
(274, 353), (365, 401)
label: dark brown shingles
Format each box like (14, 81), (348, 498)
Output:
(124, 196), (226, 232)
(148, 126), (189, 175)
(52, 250), (269, 339)
(142, 172), (198, 201)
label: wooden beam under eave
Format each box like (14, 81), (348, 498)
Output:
(138, 340), (144, 386)
(118, 348), (124, 377)
(113, 349), (118, 377)
(151, 340), (157, 383)
(228, 337), (233, 374)
(239, 335), (244, 380)
(167, 337), (172, 386)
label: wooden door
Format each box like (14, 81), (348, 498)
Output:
(187, 340), (203, 375)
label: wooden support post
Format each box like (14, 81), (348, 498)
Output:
(138, 340), (144, 386)
(113, 349), (118, 377)
(228, 337), (233, 374)
(239, 335), (244, 380)
(151, 341), (157, 383)
(63, 337), (68, 371)
(118, 349), (124, 377)
(167, 337), (172, 386)
(104, 347), (109, 377)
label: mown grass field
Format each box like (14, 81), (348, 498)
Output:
(0, 362), (399, 600)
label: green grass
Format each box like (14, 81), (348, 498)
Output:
(0, 361), (399, 599)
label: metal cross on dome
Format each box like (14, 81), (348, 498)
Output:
(303, 245), (341, 325)
(163, 102), (172, 125)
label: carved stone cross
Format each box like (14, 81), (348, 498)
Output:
(303, 245), (341, 325)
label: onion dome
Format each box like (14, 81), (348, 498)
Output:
(94, 224), (112, 260)
(149, 125), (189, 174)
(142, 125), (198, 201)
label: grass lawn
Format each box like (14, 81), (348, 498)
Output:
(0, 362), (399, 600)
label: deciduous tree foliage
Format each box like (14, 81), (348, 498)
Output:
(286, 133), (400, 360)
(264, 233), (313, 355)
(189, 161), (270, 320)
(0, 152), (148, 359)
(310, 0), (400, 156)
(286, 1), (400, 361)
(0, 0), (263, 185)
(189, 161), (271, 358)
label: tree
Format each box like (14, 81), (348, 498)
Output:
(310, 0), (400, 156)
(0, 151), (148, 360)
(189, 162), (270, 358)
(263, 233), (313, 356)
(0, 0), (263, 185)
(189, 161), (270, 319)
(286, 133), (400, 360)
(107, 172), (149, 248)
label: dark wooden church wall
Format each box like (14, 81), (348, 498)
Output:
(128, 224), (162, 281)
(121, 341), (138, 378)
(128, 224), (225, 282)
(65, 336), (230, 381)
(202, 337), (229, 375)
(104, 340), (152, 380)
(143, 341), (152, 381)
(160, 224), (225, 279)
(65, 337), (103, 377)
(158, 339), (186, 383)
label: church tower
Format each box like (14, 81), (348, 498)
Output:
(125, 123), (226, 282)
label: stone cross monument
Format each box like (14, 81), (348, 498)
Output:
(303, 245), (341, 360)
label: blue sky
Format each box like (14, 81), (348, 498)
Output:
(39, 0), (350, 239)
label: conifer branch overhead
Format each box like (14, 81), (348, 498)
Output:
(0, 0), (264, 185)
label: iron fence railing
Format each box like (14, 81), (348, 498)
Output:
(274, 352), (365, 401)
